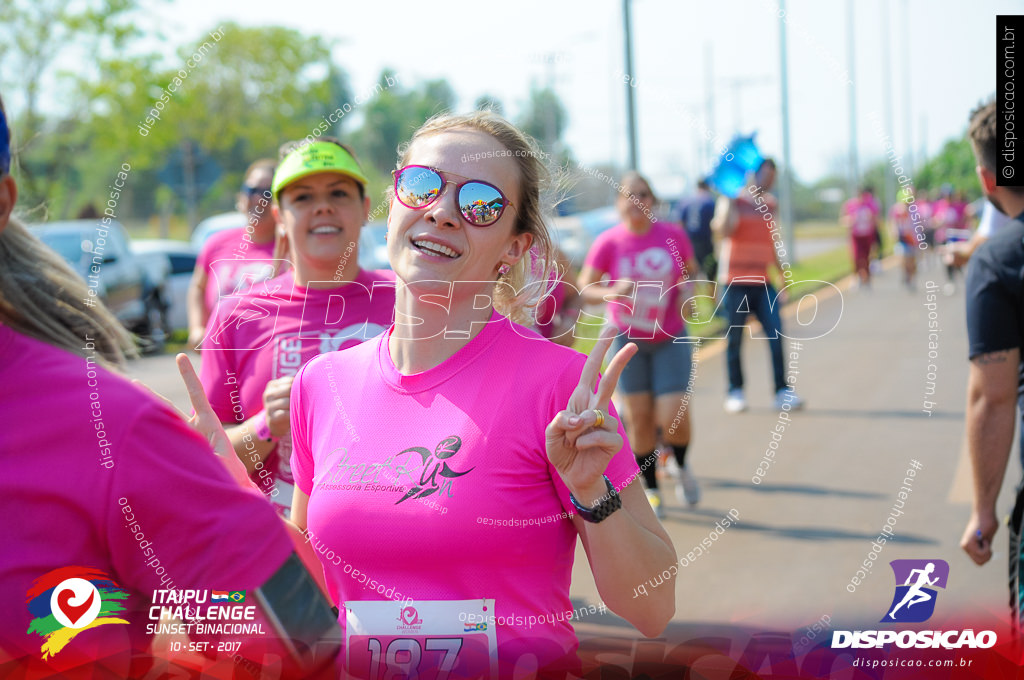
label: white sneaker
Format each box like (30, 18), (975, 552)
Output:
(774, 388), (805, 410)
(645, 489), (665, 519)
(675, 465), (701, 506)
(724, 389), (748, 413)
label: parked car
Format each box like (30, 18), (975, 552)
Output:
(33, 220), (170, 353)
(190, 211), (247, 251)
(131, 239), (197, 331)
(551, 206), (620, 271)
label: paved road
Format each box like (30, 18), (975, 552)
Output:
(125, 255), (1015, 671)
(564, 257), (1017, 656)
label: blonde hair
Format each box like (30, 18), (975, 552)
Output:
(397, 111), (557, 325)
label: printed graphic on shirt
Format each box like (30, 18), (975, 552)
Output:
(272, 325), (388, 379)
(312, 435), (475, 507)
(210, 260), (276, 299)
(395, 435), (475, 504)
(617, 247), (676, 334)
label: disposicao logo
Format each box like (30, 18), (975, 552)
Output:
(25, 567), (130, 659)
(832, 559), (997, 650)
(882, 559), (948, 623)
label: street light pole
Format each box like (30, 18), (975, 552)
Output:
(847, 0), (859, 196)
(778, 0), (795, 262)
(623, 0), (639, 170)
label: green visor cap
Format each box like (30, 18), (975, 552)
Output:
(271, 140), (367, 197)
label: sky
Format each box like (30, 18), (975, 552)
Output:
(51, 0), (1024, 195)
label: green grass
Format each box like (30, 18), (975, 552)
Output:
(793, 219), (846, 239)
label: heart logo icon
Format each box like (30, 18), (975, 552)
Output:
(400, 607), (419, 625)
(56, 588), (95, 626)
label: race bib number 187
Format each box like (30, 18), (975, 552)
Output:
(346, 599), (497, 680)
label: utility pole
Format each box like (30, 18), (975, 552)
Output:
(881, 0), (896, 215)
(705, 42), (715, 169)
(778, 0), (795, 262)
(847, 0), (858, 196)
(623, 0), (638, 170)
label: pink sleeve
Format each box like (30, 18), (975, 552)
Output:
(290, 359), (316, 497)
(108, 399), (292, 594)
(583, 231), (615, 275)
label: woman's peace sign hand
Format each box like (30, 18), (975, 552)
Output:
(546, 327), (636, 504)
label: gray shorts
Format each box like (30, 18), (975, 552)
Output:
(610, 333), (694, 396)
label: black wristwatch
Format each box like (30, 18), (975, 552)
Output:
(569, 476), (622, 523)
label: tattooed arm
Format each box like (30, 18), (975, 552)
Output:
(961, 348), (1020, 565)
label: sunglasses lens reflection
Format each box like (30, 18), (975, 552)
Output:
(397, 166), (443, 208)
(459, 182), (505, 226)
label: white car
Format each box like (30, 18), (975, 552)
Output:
(190, 211), (247, 251)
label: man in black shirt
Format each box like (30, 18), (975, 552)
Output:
(960, 99), (1024, 627)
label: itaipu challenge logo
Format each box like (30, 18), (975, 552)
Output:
(25, 566), (130, 659)
(881, 559), (949, 623)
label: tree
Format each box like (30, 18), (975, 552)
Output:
(0, 0), (153, 209)
(914, 136), (980, 199)
(474, 94), (504, 116)
(518, 87), (567, 154)
(72, 22), (344, 223)
(351, 71), (457, 178)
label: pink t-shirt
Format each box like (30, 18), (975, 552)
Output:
(0, 324), (292, 674)
(290, 311), (639, 677)
(843, 195), (880, 237)
(584, 220), (694, 342)
(200, 269), (396, 516)
(195, 226), (278, 315)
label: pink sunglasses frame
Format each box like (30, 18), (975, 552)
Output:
(392, 164), (516, 227)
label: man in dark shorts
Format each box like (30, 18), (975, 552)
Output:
(959, 99), (1024, 630)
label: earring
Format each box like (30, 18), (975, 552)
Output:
(498, 263), (511, 276)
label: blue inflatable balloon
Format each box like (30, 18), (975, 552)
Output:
(731, 135), (763, 172)
(708, 134), (764, 198)
(708, 160), (748, 199)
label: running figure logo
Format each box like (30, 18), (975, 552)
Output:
(395, 435), (474, 504)
(881, 559), (949, 623)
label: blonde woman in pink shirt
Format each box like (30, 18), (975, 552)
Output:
(289, 112), (677, 678)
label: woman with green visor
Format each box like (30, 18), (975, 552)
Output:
(198, 138), (396, 517)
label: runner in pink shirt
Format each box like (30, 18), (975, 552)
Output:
(199, 138), (395, 517)
(0, 94), (338, 678)
(579, 173), (701, 517)
(890, 186), (919, 289)
(841, 186), (881, 288)
(290, 112), (678, 678)
(188, 159), (279, 349)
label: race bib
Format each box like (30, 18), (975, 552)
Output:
(345, 599), (497, 680)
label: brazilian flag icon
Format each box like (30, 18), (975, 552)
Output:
(229, 591), (245, 602)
